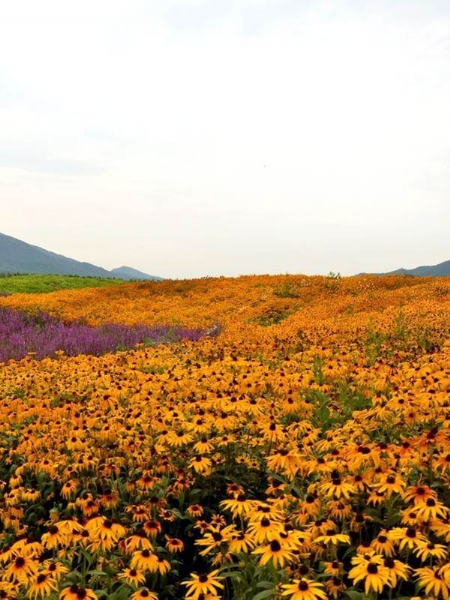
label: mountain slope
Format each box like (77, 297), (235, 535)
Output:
(385, 259), (450, 277)
(0, 232), (162, 280)
(110, 266), (163, 281)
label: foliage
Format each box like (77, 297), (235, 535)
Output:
(0, 273), (127, 294)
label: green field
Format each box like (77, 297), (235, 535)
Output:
(0, 273), (127, 294)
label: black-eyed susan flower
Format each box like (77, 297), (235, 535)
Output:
(389, 526), (428, 550)
(59, 585), (98, 600)
(323, 560), (343, 577)
(414, 540), (448, 561)
(117, 568), (146, 587)
(415, 497), (449, 521)
(0, 581), (17, 599)
(228, 531), (256, 554)
(196, 525), (235, 556)
(348, 556), (390, 595)
(28, 572), (58, 599)
(281, 577), (327, 600)
(220, 494), (257, 518)
(186, 504), (204, 518)
(165, 536), (184, 553)
(313, 529), (351, 546)
(42, 560), (69, 581)
(189, 455), (212, 475)
(61, 480), (78, 499)
(142, 520), (162, 538)
(41, 524), (67, 549)
(155, 556), (171, 576)
(247, 517), (284, 544)
(253, 539), (296, 568)
(123, 529), (154, 554)
(383, 557), (411, 588)
(5, 554), (37, 583)
(376, 472), (406, 497)
(370, 531), (395, 556)
(182, 569), (224, 599)
(324, 576), (346, 599)
(320, 473), (355, 499)
(404, 485), (436, 505)
(130, 590), (158, 600)
(415, 566), (450, 599)
(130, 549), (159, 572)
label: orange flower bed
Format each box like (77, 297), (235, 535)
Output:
(1, 274), (450, 599)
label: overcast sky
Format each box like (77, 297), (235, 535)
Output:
(1, 0), (450, 278)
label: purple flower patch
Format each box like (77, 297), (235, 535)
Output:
(0, 307), (206, 362)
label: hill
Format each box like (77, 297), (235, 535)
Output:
(110, 266), (163, 281)
(358, 258), (450, 277)
(384, 259), (450, 277)
(0, 232), (162, 280)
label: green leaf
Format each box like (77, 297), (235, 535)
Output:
(256, 581), (275, 589)
(252, 590), (275, 600)
(345, 591), (371, 600)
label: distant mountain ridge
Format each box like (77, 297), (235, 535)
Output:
(0, 232), (163, 280)
(362, 259), (450, 277)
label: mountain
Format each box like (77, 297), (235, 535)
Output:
(0, 232), (163, 280)
(360, 259), (450, 277)
(110, 266), (163, 281)
(384, 259), (450, 277)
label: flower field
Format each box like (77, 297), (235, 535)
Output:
(1, 274), (450, 599)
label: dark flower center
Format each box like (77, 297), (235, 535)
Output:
(198, 575), (209, 583)
(270, 540), (281, 552)
(367, 563), (378, 574)
(299, 565), (309, 575)
(298, 581), (309, 591)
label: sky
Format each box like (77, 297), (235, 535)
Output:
(1, 0), (450, 279)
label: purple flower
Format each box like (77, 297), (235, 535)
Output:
(0, 307), (208, 362)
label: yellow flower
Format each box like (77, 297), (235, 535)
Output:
(182, 569), (224, 599)
(220, 494), (257, 517)
(416, 566), (450, 599)
(59, 586), (98, 600)
(281, 578), (327, 600)
(253, 539), (296, 568)
(117, 568), (146, 587)
(130, 549), (159, 572)
(130, 590), (158, 600)
(348, 555), (390, 595)
(28, 572), (58, 598)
